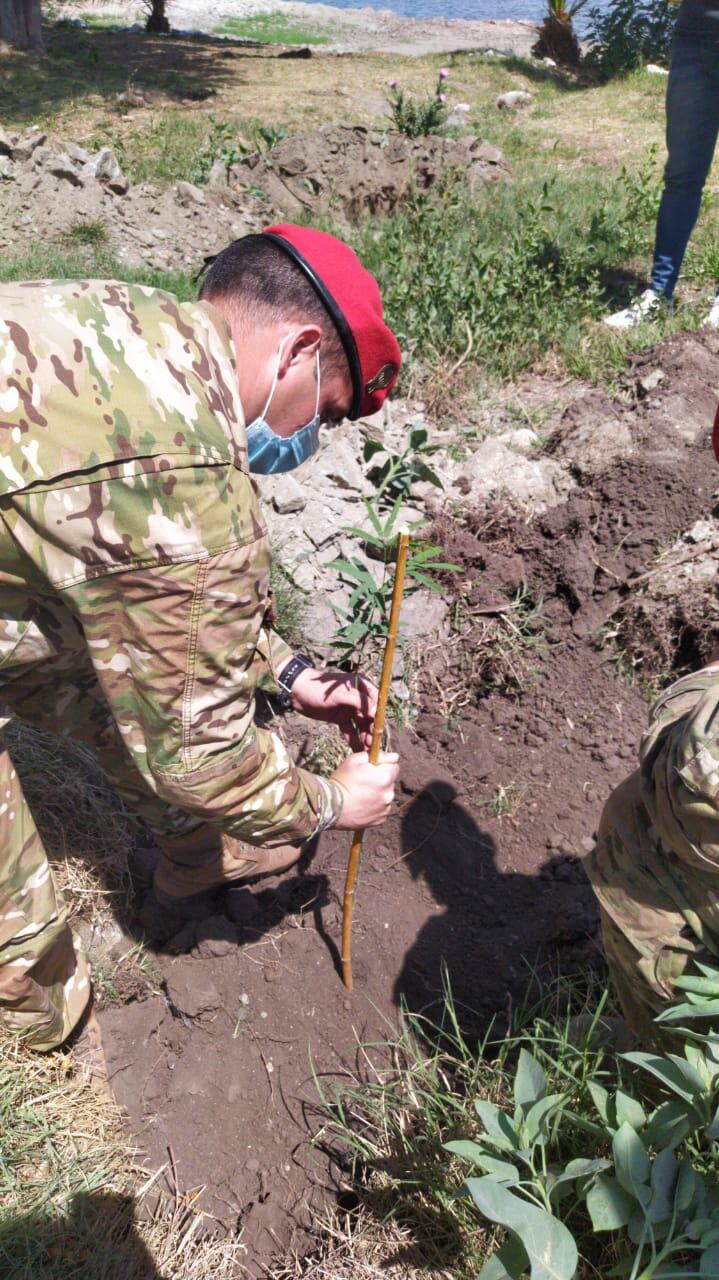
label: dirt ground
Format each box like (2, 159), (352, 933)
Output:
(84, 330), (717, 1273)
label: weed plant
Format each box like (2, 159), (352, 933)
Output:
(317, 967), (719, 1279)
(352, 154), (663, 396)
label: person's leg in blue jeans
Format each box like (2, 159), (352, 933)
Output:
(651, 38), (719, 300)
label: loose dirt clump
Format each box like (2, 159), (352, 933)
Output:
(230, 125), (509, 223)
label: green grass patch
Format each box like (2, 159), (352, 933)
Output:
(0, 246), (194, 299)
(213, 13), (328, 45)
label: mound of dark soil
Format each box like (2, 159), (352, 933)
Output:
(231, 125), (510, 222)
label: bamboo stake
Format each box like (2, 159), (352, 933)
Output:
(341, 527), (411, 991)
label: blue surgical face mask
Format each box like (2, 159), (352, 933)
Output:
(247, 340), (321, 475)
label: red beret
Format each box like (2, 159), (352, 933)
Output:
(262, 223), (401, 419)
(714, 402), (719, 461)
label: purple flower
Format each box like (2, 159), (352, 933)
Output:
(439, 67), (449, 79)
(438, 92), (446, 103)
(388, 79), (397, 89)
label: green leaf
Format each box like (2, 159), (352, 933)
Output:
(700, 1250), (719, 1278)
(675, 1162), (702, 1214)
(622, 1052), (704, 1103)
(643, 1099), (691, 1150)
(444, 1139), (485, 1165)
(647, 1146), (678, 1224)
(586, 1174), (635, 1231)
(615, 1090), (646, 1132)
(522, 1096), (566, 1145)
(672, 973), (719, 997)
(475, 1101), (519, 1151)
(408, 423), (428, 448)
(411, 457), (443, 488)
(479, 1234), (531, 1280)
(613, 1123), (650, 1195)
(464, 1177), (578, 1280)
(514, 1049), (547, 1109)
(554, 1158), (611, 1186)
(588, 1082), (610, 1125)
(363, 439), (385, 461)
(656, 998), (719, 1023)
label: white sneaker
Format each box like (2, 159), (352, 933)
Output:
(604, 288), (661, 330)
(702, 294), (719, 328)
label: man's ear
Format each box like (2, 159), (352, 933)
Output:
(280, 324), (322, 375)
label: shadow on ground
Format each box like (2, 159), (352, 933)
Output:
(0, 1191), (164, 1280)
(3, 26), (261, 121)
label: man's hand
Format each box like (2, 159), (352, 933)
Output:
(290, 668), (378, 750)
(331, 750), (399, 829)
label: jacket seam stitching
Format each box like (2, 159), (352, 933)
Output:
(182, 558), (209, 769)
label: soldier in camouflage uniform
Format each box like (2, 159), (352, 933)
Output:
(587, 658), (719, 1047)
(0, 225), (402, 1051)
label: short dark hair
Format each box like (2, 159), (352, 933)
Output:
(199, 236), (348, 380)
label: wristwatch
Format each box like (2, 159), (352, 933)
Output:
(277, 653), (316, 707)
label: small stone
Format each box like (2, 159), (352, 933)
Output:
(12, 130), (46, 162)
(176, 179), (206, 207)
(270, 473), (307, 514)
(580, 836), (596, 855)
(65, 141), (92, 167)
(637, 368), (666, 396)
(92, 147), (129, 194)
(48, 154), (85, 186)
(495, 91), (532, 110)
(685, 519), (714, 544)
(0, 156), (14, 181)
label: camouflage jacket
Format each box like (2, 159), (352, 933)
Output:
(0, 280), (343, 845)
(588, 666), (719, 956)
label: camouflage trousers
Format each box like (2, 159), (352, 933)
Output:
(0, 588), (201, 1052)
(589, 774), (712, 1051)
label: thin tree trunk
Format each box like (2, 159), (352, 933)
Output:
(0, 0), (43, 50)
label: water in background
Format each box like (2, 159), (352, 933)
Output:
(294, 0), (609, 35)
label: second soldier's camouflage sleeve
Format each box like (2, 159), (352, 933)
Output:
(254, 626), (295, 695)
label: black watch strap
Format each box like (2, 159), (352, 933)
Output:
(277, 653), (315, 694)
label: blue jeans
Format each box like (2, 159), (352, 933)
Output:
(651, 37), (719, 299)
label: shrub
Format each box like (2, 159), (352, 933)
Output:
(585, 0), (675, 78)
(386, 68), (449, 138)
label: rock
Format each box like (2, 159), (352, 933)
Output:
(48, 154), (85, 186)
(0, 156), (14, 181)
(446, 103), (471, 128)
(400, 589), (449, 640)
(646, 63), (668, 76)
(637, 367), (666, 396)
(116, 88), (149, 108)
(297, 434), (367, 494)
(269, 474), (308, 514)
(0, 127), (14, 157)
(495, 91), (532, 110)
(207, 158), (228, 189)
(12, 130), (46, 162)
(496, 427), (540, 454)
(92, 148), (129, 195)
(176, 179), (206, 207)
(459, 437), (573, 511)
(65, 141), (92, 167)
(685, 519), (715, 544)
